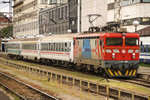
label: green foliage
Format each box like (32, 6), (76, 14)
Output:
(0, 25), (13, 38)
(139, 63), (150, 68)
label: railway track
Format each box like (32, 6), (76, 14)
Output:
(0, 53), (150, 89)
(115, 78), (150, 89)
(0, 56), (149, 100)
(0, 71), (58, 100)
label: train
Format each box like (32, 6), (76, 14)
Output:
(140, 36), (150, 63)
(0, 38), (2, 52)
(5, 32), (140, 77)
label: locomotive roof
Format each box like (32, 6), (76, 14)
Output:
(41, 34), (76, 42)
(75, 32), (139, 38)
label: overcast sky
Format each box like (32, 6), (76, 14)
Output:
(0, 0), (9, 13)
(0, 0), (13, 16)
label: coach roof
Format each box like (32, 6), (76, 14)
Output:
(41, 34), (76, 42)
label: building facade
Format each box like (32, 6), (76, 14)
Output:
(13, 0), (68, 37)
(14, 0), (150, 36)
(81, 0), (107, 33)
(39, 4), (69, 35)
(107, 0), (150, 32)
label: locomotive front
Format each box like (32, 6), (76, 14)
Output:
(103, 33), (140, 77)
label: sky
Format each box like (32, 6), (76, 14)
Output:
(0, 0), (12, 17)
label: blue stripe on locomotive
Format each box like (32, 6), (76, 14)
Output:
(82, 39), (91, 59)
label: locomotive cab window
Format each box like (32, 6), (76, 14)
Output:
(125, 38), (139, 46)
(106, 38), (122, 46)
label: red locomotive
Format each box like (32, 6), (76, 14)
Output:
(74, 32), (140, 77)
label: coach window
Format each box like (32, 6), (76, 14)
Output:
(148, 45), (150, 52)
(144, 45), (146, 53)
(49, 43), (51, 51)
(50, 43), (52, 51)
(27, 44), (29, 49)
(59, 43), (61, 51)
(46, 43), (48, 51)
(45, 44), (47, 50)
(61, 43), (63, 51)
(146, 45), (149, 53)
(65, 43), (67, 51)
(31, 44), (33, 50)
(30, 44), (32, 50)
(42, 44), (44, 50)
(142, 0), (150, 2)
(56, 43), (58, 51)
(61, 43), (64, 51)
(53, 43), (55, 51)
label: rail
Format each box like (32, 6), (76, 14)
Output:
(0, 71), (59, 100)
(0, 59), (149, 100)
(0, 83), (26, 100)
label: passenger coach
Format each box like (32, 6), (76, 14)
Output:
(140, 36), (150, 63)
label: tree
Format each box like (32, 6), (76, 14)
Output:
(0, 25), (13, 38)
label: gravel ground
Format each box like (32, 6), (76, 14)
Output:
(138, 66), (150, 75)
(0, 88), (14, 100)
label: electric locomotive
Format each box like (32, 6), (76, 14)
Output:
(74, 32), (140, 77)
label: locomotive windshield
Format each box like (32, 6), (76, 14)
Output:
(125, 38), (139, 46)
(106, 38), (122, 46)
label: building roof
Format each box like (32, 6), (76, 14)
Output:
(0, 13), (11, 22)
(137, 26), (150, 36)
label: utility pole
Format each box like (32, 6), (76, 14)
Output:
(114, 0), (122, 24)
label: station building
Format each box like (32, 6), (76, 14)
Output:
(38, 0), (107, 35)
(13, 0), (150, 37)
(13, 0), (67, 37)
(107, 0), (150, 34)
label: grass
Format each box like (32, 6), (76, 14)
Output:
(0, 64), (105, 100)
(0, 57), (150, 96)
(140, 63), (150, 68)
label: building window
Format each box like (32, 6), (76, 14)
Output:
(108, 0), (142, 10)
(142, 0), (150, 2)
(121, 17), (150, 26)
(50, 0), (56, 4)
(41, 0), (48, 4)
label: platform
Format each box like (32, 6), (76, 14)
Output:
(138, 66), (150, 75)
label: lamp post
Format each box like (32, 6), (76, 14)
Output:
(133, 21), (139, 32)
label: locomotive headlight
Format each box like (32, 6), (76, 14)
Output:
(112, 53), (115, 59)
(132, 53), (135, 59)
(135, 50), (139, 53)
(106, 49), (112, 53)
